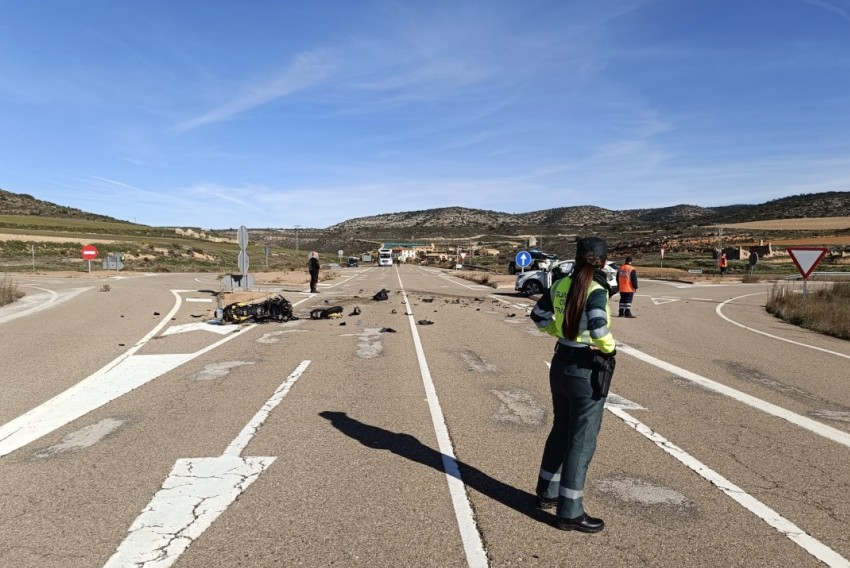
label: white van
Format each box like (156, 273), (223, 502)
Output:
(378, 248), (393, 267)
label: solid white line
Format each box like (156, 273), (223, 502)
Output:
(691, 297), (714, 301)
(618, 344), (850, 449)
(186, 298), (213, 303)
(716, 292), (850, 360)
(396, 266), (488, 568)
(223, 360), (311, 456)
(607, 406), (849, 568)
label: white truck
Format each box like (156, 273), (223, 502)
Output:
(378, 248), (393, 267)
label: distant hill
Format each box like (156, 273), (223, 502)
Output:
(327, 191), (850, 232)
(0, 188), (129, 223)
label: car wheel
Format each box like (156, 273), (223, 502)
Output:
(523, 280), (543, 296)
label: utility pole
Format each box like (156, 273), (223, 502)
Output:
(295, 225), (301, 255)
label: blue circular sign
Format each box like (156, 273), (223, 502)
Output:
(515, 250), (532, 268)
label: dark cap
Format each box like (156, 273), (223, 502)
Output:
(625, 256), (633, 264)
(576, 236), (608, 263)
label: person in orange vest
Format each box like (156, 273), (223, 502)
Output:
(718, 252), (728, 276)
(617, 256), (638, 318)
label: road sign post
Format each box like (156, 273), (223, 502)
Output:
(660, 247), (665, 278)
(81, 245), (98, 274)
(787, 247), (828, 301)
(749, 252), (759, 275)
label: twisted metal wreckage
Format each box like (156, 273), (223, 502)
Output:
(216, 295), (345, 324)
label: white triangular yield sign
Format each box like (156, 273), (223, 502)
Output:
(787, 247), (828, 279)
(651, 297), (679, 305)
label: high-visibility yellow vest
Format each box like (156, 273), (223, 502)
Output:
(541, 276), (615, 353)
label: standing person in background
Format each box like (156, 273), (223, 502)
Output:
(530, 236), (617, 533)
(308, 251), (320, 293)
(719, 252), (729, 276)
(617, 256), (639, 318)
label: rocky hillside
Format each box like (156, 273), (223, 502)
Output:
(327, 192), (850, 232)
(0, 188), (128, 223)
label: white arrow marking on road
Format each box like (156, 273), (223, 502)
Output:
(104, 360), (311, 568)
(0, 291), (253, 458)
(650, 297), (680, 305)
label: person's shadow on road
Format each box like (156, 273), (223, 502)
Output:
(319, 411), (546, 523)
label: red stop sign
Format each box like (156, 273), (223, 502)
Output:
(81, 245), (98, 260)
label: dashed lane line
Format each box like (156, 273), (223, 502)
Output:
(396, 266), (488, 568)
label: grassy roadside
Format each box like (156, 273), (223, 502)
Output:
(766, 282), (850, 340)
(0, 274), (24, 307)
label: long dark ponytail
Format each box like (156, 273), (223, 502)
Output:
(562, 261), (595, 340)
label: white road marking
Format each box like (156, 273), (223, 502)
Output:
(105, 361), (311, 568)
(186, 298), (213, 303)
(608, 406), (850, 568)
(0, 286), (92, 325)
(650, 297), (679, 305)
(0, 291), (255, 458)
(223, 360), (310, 456)
(691, 297), (714, 301)
(619, 344), (850, 449)
(716, 292), (850, 360)
(396, 267), (488, 568)
(161, 321), (234, 336)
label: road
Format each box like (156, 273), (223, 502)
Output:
(1, 267), (848, 567)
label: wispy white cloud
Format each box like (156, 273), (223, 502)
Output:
(174, 50), (335, 132)
(802, 0), (850, 22)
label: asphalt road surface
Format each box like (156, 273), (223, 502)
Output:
(1, 267), (849, 567)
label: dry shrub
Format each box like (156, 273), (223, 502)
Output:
(456, 272), (497, 288)
(766, 282), (850, 339)
(0, 274), (24, 307)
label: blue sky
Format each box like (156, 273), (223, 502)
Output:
(2, 0), (849, 229)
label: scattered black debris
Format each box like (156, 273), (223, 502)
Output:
(118, 343), (125, 346)
(508, 313), (516, 317)
(373, 289), (389, 301)
(474, 297), (484, 302)
(311, 306), (343, 320)
(120, 315), (124, 318)
(476, 308), (481, 311)
(417, 319), (434, 325)
(391, 309), (397, 314)
(422, 298), (434, 303)
(339, 321), (347, 326)
(153, 312), (160, 316)
(379, 327), (396, 333)
(191, 314), (203, 318)
(350, 307), (361, 316)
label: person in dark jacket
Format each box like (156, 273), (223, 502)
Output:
(308, 251), (320, 293)
(530, 236), (616, 533)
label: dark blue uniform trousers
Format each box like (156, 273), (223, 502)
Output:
(536, 351), (606, 519)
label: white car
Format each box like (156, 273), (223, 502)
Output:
(515, 259), (620, 297)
